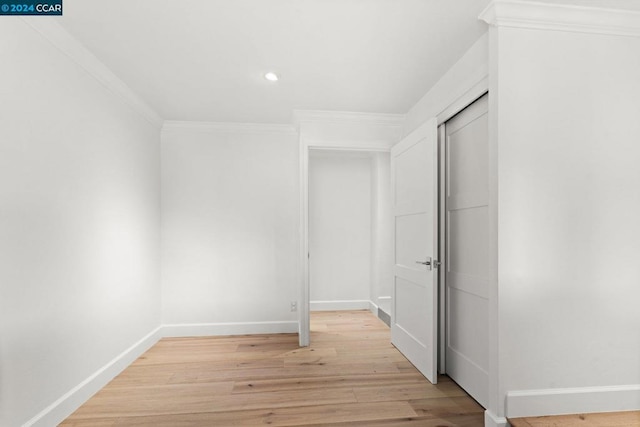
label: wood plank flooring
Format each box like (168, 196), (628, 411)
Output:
(61, 310), (484, 426)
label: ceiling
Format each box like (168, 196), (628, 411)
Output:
(57, 0), (491, 124)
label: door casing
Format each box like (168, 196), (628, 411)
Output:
(299, 142), (390, 347)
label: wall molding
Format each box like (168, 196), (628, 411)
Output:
(162, 321), (298, 337)
(20, 18), (163, 128)
(310, 300), (372, 312)
(376, 296), (392, 312)
(436, 76), (488, 125)
(303, 138), (393, 152)
(506, 384), (640, 418)
(479, 0), (640, 38)
(23, 326), (163, 427)
(368, 300), (379, 316)
(162, 120), (297, 135)
(485, 409), (509, 427)
(293, 110), (405, 129)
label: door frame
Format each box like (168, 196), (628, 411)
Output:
(298, 139), (390, 346)
(434, 74), (489, 365)
(438, 123), (448, 374)
(437, 87), (491, 376)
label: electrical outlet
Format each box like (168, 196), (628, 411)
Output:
(290, 301), (297, 312)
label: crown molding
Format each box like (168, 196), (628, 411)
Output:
(21, 17), (164, 128)
(292, 110), (405, 130)
(162, 120), (297, 135)
(479, 0), (640, 38)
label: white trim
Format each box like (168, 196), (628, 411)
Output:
(377, 296), (392, 312)
(162, 120), (297, 135)
(309, 300), (372, 312)
(23, 327), (162, 427)
(20, 18), (163, 128)
(485, 409), (510, 427)
(368, 300), (379, 316)
(437, 123), (447, 376)
(506, 384), (640, 418)
(479, 0), (640, 38)
(436, 76), (488, 124)
(162, 321), (298, 337)
(299, 139), (311, 347)
(302, 139), (392, 152)
(299, 136), (401, 347)
(293, 110), (405, 129)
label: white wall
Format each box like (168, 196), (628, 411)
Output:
(161, 124), (299, 329)
(404, 32), (488, 136)
(308, 152), (372, 308)
(295, 111), (404, 151)
(370, 152), (393, 314)
(0, 19), (161, 427)
(403, 3), (640, 421)
(492, 22), (640, 418)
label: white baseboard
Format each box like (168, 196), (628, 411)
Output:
(162, 320), (298, 337)
(506, 384), (640, 418)
(485, 410), (509, 427)
(377, 295), (391, 313)
(23, 326), (162, 427)
(368, 300), (378, 315)
(310, 300), (372, 311)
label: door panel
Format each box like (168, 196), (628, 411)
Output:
(395, 277), (430, 344)
(391, 118), (438, 384)
(448, 120), (489, 198)
(449, 206), (490, 297)
(448, 287), (489, 369)
(395, 141), (430, 212)
(445, 93), (489, 407)
(395, 213), (429, 268)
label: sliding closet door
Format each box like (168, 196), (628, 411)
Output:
(445, 93), (489, 407)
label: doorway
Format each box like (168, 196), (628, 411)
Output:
(309, 150), (373, 312)
(439, 93), (489, 407)
(303, 148), (394, 345)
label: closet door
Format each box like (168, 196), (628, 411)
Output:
(445, 93), (489, 407)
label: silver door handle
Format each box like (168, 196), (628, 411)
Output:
(416, 257), (441, 270)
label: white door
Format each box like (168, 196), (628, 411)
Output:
(445, 93), (489, 407)
(391, 118), (438, 384)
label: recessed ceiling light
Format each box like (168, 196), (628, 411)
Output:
(264, 72), (279, 82)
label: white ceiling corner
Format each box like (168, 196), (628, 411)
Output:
(162, 121), (297, 135)
(480, 0), (640, 37)
(21, 17), (163, 128)
(292, 110), (405, 130)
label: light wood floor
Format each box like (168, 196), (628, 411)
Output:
(61, 310), (485, 426)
